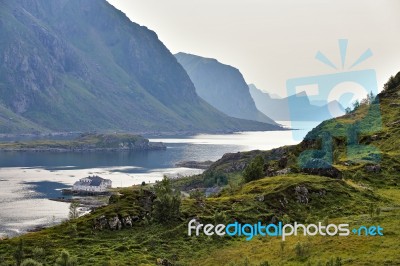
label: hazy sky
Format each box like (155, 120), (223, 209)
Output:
(107, 0), (400, 97)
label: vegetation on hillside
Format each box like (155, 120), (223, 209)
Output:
(0, 73), (399, 265)
(0, 133), (165, 151)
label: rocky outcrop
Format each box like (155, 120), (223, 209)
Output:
(93, 189), (155, 231)
(294, 185), (309, 204)
(93, 215), (140, 231)
(108, 216), (122, 231)
(387, 120), (400, 127)
(274, 168), (292, 176)
(175, 160), (214, 169)
(156, 258), (173, 266)
(365, 164), (381, 173)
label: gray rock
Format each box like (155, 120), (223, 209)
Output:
(365, 164), (381, 172)
(255, 195), (265, 202)
(108, 215), (122, 230)
(295, 185), (309, 204)
(93, 215), (108, 230)
(121, 216), (133, 228)
(275, 168), (292, 176)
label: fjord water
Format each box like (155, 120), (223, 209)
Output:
(0, 122), (318, 237)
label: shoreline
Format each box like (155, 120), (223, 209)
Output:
(0, 127), (293, 140)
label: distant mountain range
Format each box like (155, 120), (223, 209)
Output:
(0, 0), (280, 134)
(175, 53), (277, 125)
(249, 84), (345, 121)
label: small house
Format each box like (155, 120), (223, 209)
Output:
(72, 175), (112, 193)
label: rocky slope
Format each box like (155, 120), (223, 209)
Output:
(0, 0), (280, 134)
(175, 53), (277, 125)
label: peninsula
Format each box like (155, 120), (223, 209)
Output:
(0, 133), (166, 152)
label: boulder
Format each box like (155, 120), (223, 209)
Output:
(156, 258), (173, 266)
(108, 215), (122, 230)
(93, 215), (108, 230)
(294, 185), (309, 204)
(365, 164), (381, 173)
(121, 216), (133, 228)
(275, 168), (291, 176)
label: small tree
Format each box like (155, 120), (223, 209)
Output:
(213, 210), (228, 224)
(189, 189), (205, 202)
(14, 239), (24, 266)
(367, 91), (375, 104)
(243, 155), (265, 183)
(55, 250), (78, 266)
(69, 201), (80, 220)
(21, 259), (42, 266)
(352, 100), (360, 110)
(32, 247), (45, 263)
(152, 176), (181, 223)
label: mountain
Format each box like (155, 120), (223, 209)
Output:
(175, 53), (277, 125)
(249, 84), (345, 121)
(0, 0), (281, 134)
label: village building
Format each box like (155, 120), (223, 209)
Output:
(72, 176), (112, 193)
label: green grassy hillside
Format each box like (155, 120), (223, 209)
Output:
(0, 73), (399, 265)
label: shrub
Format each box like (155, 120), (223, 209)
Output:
(203, 171), (228, 187)
(55, 250), (78, 266)
(243, 155), (265, 183)
(21, 259), (42, 266)
(326, 257), (342, 266)
(69, 201), (80, 220)
(32, 247), (45, 262)
(213, 210), (228, 224)
(294, 242), (310, 259)
(189, 189), (204, 201)
(14, 239), (24, 266)
(152, 176), (181, 223)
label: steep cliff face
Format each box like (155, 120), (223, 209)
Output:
(0, 0), (280, 133)
(175, 53), (277, 125)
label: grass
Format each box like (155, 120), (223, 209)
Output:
(0, 174), (394, 266)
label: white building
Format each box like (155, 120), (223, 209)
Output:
(72, 176), (112, 193)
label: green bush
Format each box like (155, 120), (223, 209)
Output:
(152, 176), (181, 223)
(326, 257), (342, 266)
(203, 171), (228, 187)
(55, 250), (78, 266)
(243, 155), (265, 183)
(189, 189), (204, 201)
(21, 259), (42, 266)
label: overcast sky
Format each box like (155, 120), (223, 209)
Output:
(107, 0), (400, 97)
